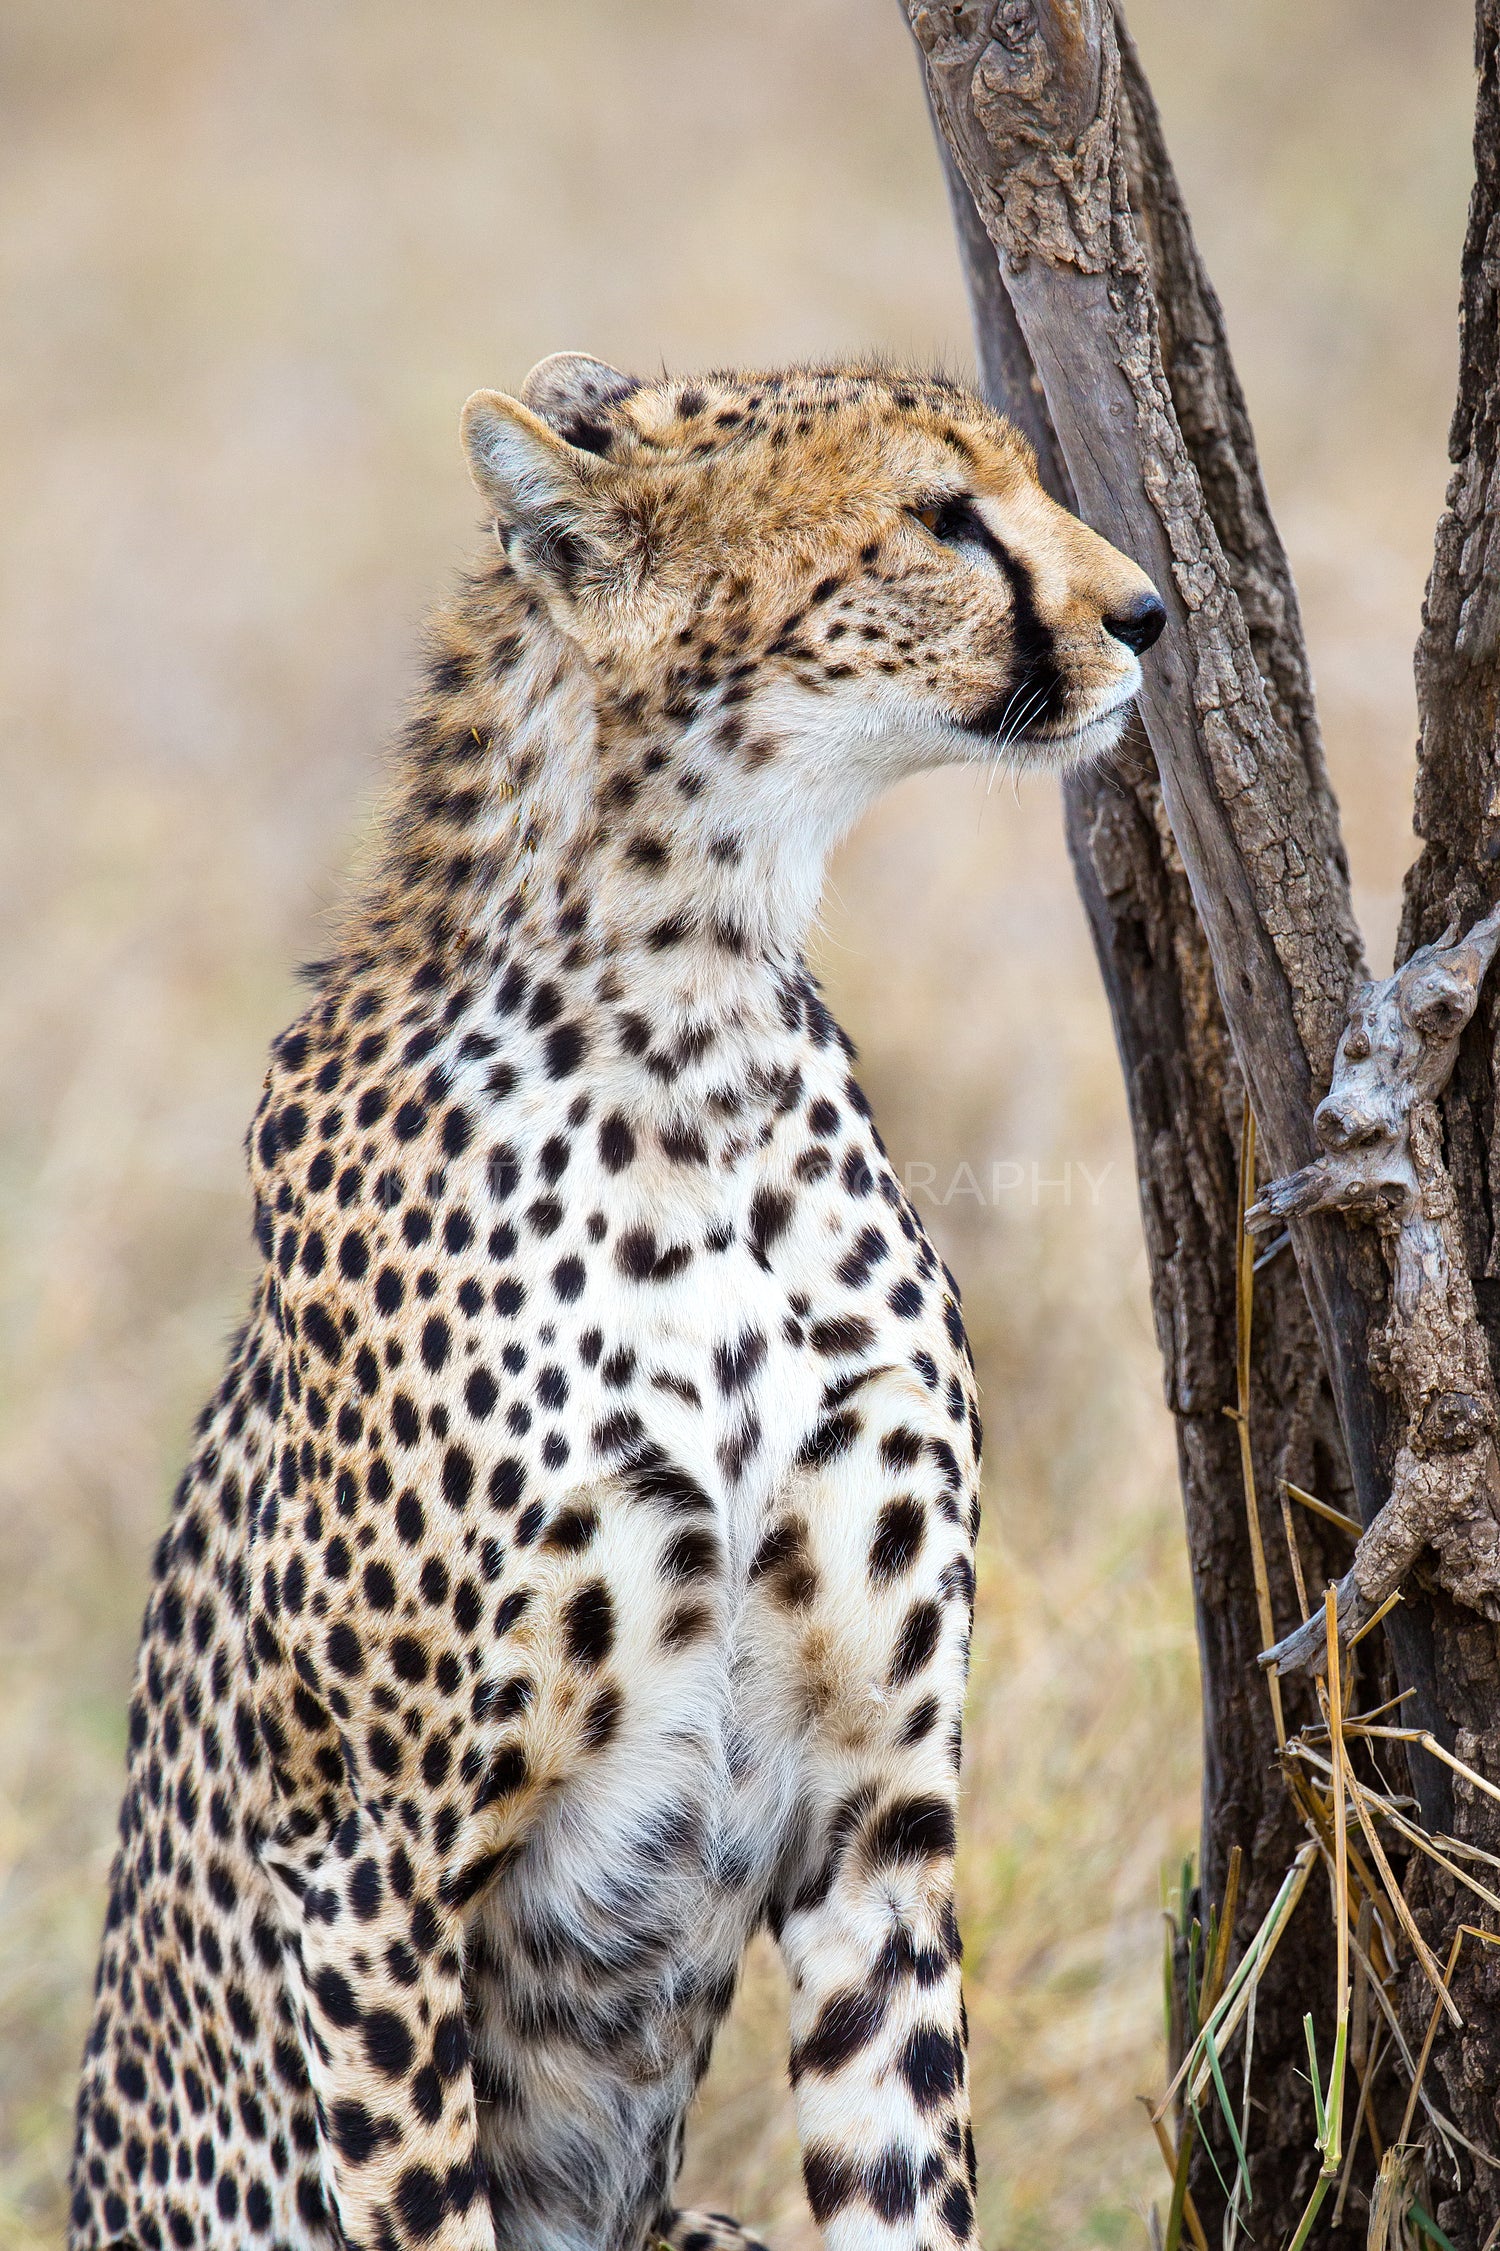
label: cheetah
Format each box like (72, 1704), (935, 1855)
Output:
(70, 355), (1164, 2251)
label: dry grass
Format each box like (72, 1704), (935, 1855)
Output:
(0, 1), (1477, 2243)
(1146, 1128), (1500, 2247)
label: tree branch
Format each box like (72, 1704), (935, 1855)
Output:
(918, 23), (1387, 2234)
(904, 0), (1454, 1799)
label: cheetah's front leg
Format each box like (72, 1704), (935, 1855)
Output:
(757, 1369), (979, 2251)
(261, 1813), (497, 2251)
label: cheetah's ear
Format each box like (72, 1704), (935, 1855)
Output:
(461, 391), (607, 526)
(461, 390), (627, 598)
(519, 353), (640, 454)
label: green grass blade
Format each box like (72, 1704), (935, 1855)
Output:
(1410, 2202), (1458, 2251)
(1302, 2015), (1326, 2143)
(1322, 2018), (1347, 2169)
(1185, 2094), (1238, 2209)
(1202, 2024), (1252, 2208)
(1283, 2175), (1333, 2251)
(1169, 1845), (1316, 2119)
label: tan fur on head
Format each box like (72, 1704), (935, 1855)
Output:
(350, 357), (1171, 980)
(455, 358), (1160, 762)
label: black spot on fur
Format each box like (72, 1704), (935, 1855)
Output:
(866, 1795), (955, 1866)
(563, 1582), (615, 1667)
(888, 1598), (941, 1687)
(898, 2023), (964, 2110)
(803, 2145), (857, 2223)
(395, 2163), (447, 2241)
(791, 1985), (889, 2080)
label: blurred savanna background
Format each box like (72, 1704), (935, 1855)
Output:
(0, 1), (1479, 2243)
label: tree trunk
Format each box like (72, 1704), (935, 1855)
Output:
(1394, 6), (1500, 2238)
(909, 0), (1500, 2239)
(937, 126), (1372, 2240)
(902, 0), (1458, 1774)
(936, 74), (1378, 2251)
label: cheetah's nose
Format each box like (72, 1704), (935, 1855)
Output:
(1103, 590), (1167, 655)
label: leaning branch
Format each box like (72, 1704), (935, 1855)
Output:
(903, 0), (1452, 1743)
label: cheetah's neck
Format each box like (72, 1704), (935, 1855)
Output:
(345, 550), (857, 1025)
(333, 551), (857, 1144)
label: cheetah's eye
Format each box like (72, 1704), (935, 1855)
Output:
(909, 496), (987, 549)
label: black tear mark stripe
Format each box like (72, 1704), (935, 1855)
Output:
(960, 512), (1066, 734)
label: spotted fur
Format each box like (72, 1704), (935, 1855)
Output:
(70, 357), (1162, 2251)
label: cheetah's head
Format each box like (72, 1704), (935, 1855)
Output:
(461, 356), (1162, 821)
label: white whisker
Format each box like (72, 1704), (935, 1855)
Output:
(980, 680), (1051, 792)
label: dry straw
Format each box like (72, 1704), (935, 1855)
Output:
(1145, 1106), (1500, 2248)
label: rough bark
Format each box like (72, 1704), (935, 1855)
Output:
(907, 1), (1367, 1090)
(1393, 6), (1500, 2237)
(1067, 786), (1379, 2237)
(909, 0), (1500, 2234)
(905, 1), (1468, 1815)
(1254, 907), (1500, 1683)
(933, 86), (1376, 2248)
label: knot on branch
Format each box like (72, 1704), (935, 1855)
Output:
(1253, 902), (1500, 1674)
(1415, 1389), (1492, 1455)
(1248, 904), (1500, 1236)
(909, 1), (1118, 273)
